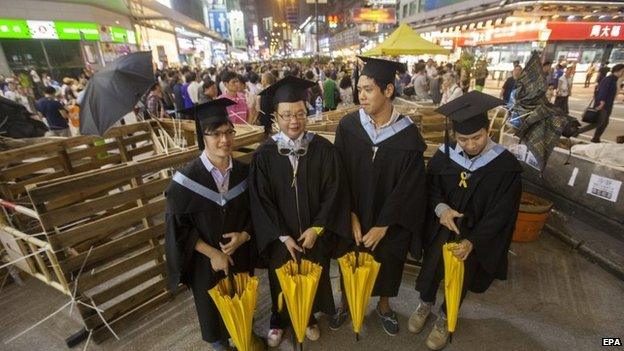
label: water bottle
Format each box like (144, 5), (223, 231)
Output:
(315, 96), (323, 120)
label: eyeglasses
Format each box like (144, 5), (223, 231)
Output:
(205, 129), (236, 138)
(278, 146), (308, 157)
(275, 110), (307, 121)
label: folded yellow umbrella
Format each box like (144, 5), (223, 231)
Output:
(276, 258), (323, 347)
(208, 273), (259, 351)
(443, 242), (465, 339)
(338, 250), (380, 340)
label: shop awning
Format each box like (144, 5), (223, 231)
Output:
(363, 23), (449, 57)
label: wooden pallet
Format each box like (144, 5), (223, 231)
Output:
(0, 122), (160, 232)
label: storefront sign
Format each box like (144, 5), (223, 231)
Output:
(55, 21), (99, 40)
(0, 19), (30, 39)
(110, 26), (129, 43)
(353, 8), (396, 24)
(27, 20), (58, 39)
(0, 18), (136, 42)
(547, 22), (624, 41)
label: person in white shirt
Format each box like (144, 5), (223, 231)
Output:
(440, 73), (463, 105)
(187, 74), (201, 104)
(554, 67), (574, 115)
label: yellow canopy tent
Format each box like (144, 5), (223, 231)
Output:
(363, 23), (449, 57)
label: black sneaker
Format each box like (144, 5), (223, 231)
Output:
(376, 305), (399, 336)
(329, 307), (348, 330)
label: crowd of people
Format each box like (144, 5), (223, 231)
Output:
(0, 68), (92, 136)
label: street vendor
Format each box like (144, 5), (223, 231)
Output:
(331, 56), (428, 336)
(164, 98), (256, 351)
(249, 76), (350, 347)
(409, 91), (522, 350)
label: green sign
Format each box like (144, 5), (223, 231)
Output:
(54, 21), (99, 40)
(110, 26), (128, 43)
(0, 19), (30, 39)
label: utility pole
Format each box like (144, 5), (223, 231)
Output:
(315, 0), (319, 59)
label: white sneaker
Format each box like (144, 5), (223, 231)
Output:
(267, 328), (283, 347)
(408, 302), (432, 334)
(305, 324), (320, 341)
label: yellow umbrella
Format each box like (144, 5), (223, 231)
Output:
(443, 242), (465, 339)
(276, 258), (323, 347)
(208, 273), (259, 351)
(337, 249), (380, 340)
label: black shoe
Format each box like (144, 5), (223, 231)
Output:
(376, 305), (399, 336)
(591, 138), (601, 143)
(329, 307), (348, 330)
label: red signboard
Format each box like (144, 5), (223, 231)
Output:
(547, 22), (624, 41)
(353, 8), (396, 24)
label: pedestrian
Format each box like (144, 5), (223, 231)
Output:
(412, 63), (430, 100)
(429, 67), (443, 105)
(576, 64), (624, 143)
(165, 98), (258, 351)
(596, 61), (610, 85)
(181, 72), (196, 109)
(331, 56), (427, 337)
(198, 80), (218, 104)
(425, 59), (438, 80)
(440, 73), (463, 105)
(250, 76), (350, 348)
(322, 70), (338, 111)
(172, 75), (186, 114)
(409, 91), (522, 351)
(473, 59), (489, 92)
(218, 71), (249, 124)
(145, 83), (167, 119)
(187, 72), (201, 105)
(501, 65), (522, 104)
(35, 86), (70, 137)
(257, 72), (277, 136)
(585, 62), (597, 88)
(554, 67), (574, 115)
(337, 75), (354, 109)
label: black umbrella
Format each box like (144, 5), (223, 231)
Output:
(79, 51), (155, 135)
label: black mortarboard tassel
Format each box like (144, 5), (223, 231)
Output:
(176, 98), (236, 150)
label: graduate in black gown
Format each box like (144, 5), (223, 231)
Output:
(165, 98), (256, 351)
(409, 91), (522, 351)
(331, 56), (428, 336)
(249, 76), (350, 347)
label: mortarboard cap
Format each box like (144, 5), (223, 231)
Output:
(259, 75), (316, 104)
(435, 91), (504, 135)
(177, 98), (236, 150)
(358, 56), (406, 84)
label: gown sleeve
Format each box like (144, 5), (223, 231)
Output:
(465, 171), (522, 274)
(165, 212), (200, 291)
(249, 153), (286, 254)
(311, 146), (351, 239)
(375, 152), (427, 233)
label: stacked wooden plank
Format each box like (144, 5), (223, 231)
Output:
(24, 150), (197, 343)
(0, 122), (160, 229)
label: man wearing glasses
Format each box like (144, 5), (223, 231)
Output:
(250, 76), (350, 347)
(165, 98), (259, 350)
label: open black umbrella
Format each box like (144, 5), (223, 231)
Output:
(79, 51), (155, 135)
(0, 96), (48, 138)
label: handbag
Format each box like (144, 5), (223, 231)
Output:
(581, 98), (599, 124)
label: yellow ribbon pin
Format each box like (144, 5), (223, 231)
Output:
(458, 171), (469, 188)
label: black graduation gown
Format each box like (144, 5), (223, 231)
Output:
(165, 157), (254, 342)
(416, 144), (522, 296)
(334, 111), (427, 297)
(249, 133), (350, 323)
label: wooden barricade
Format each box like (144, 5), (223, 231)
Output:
(0, 122), (160, 232)
(24, 150), (198, 343)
